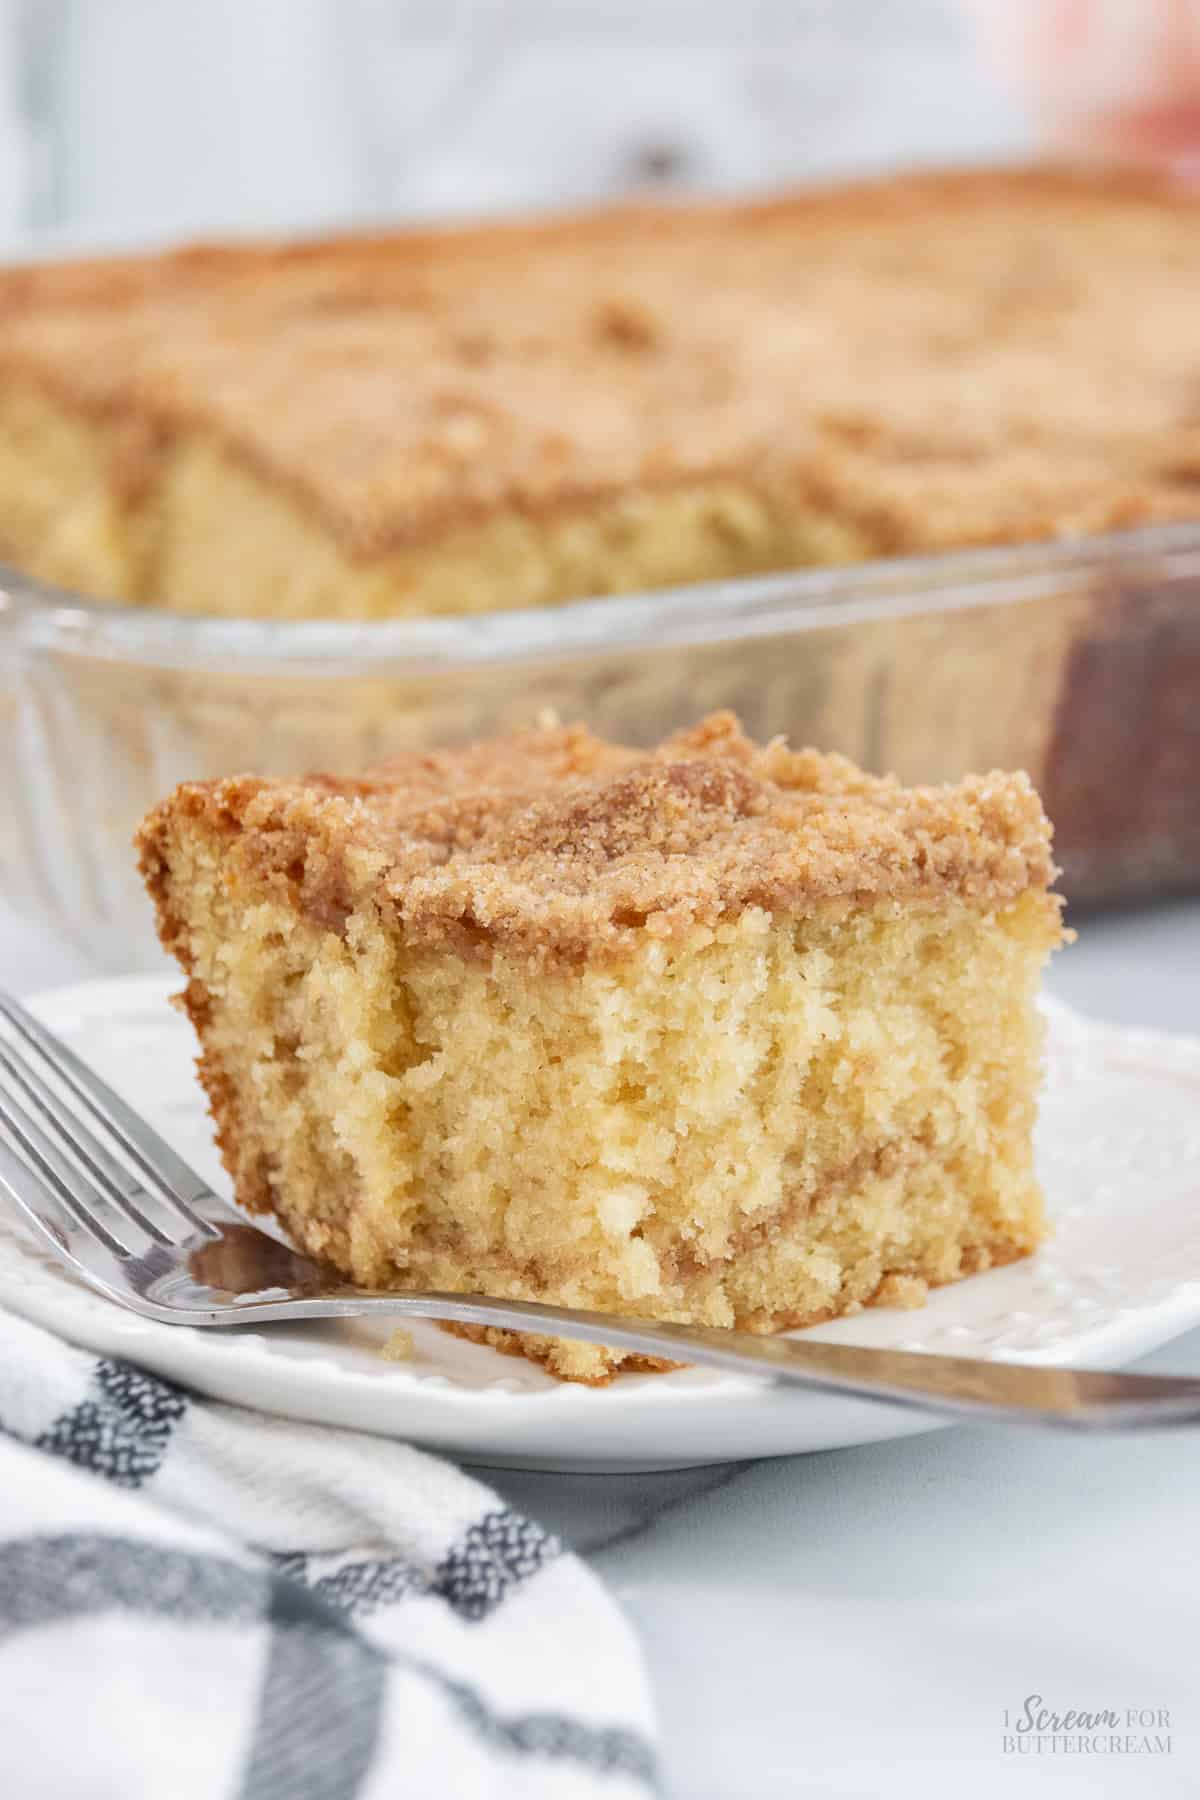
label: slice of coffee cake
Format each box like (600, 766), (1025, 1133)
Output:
(137, 713), (1064, 1382)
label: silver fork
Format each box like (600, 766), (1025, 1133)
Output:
(2, 988), (1199, 1431)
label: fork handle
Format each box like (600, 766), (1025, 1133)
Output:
(201, 1290), (1200, 1430)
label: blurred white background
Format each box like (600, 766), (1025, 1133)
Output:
(0, 0), (1034, 249)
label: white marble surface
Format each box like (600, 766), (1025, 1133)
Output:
(4, 897), (1200, 1797)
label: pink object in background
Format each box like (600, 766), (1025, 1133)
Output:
(966, 0), (1200, 177)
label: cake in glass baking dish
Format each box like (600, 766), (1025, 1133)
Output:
(137, 712), (1065, 1382)
(1, 166), (1198, 619)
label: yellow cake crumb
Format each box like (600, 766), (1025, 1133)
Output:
(874, 1273), (930, 1311)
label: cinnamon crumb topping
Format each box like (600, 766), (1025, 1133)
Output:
(6, 166), (1200, 560)
(137, 711), (1060, 969)
(593, 295), (662, 350)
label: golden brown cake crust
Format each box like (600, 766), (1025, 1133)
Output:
(5, 164), (1200, 560)
(138, 710), (1059, 971)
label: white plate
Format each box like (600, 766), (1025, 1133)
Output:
(2, 975), (1200, 1471)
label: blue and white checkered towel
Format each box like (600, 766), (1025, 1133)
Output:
(0, 1308), (658, 1799)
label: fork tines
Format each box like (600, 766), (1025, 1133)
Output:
(0, 991), (220, 1259)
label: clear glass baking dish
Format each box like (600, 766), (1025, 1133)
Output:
(3, 521), (1199, 971)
